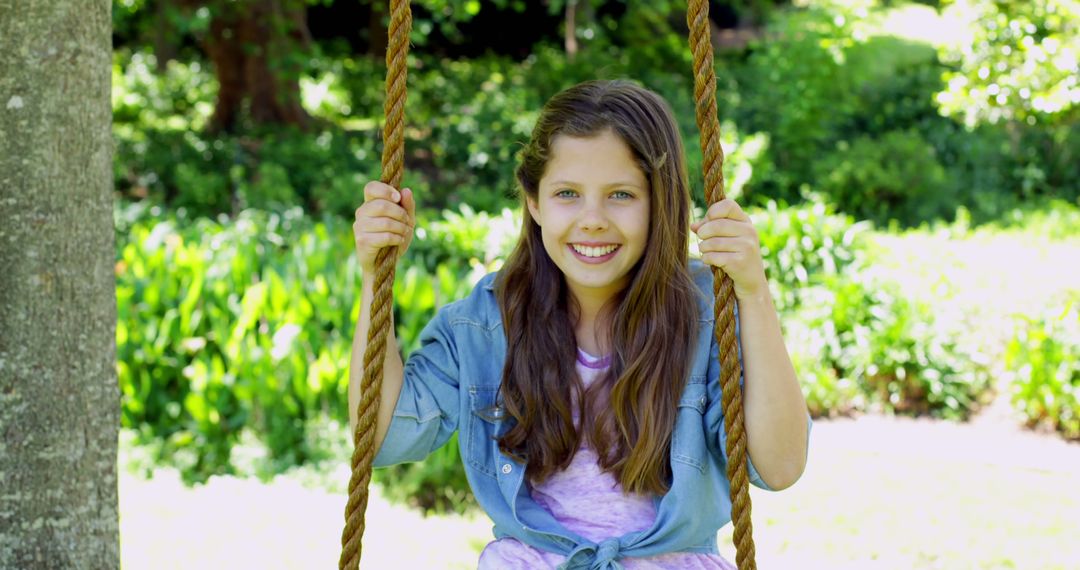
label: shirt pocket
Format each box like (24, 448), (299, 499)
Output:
(670, 378), (708, 473)
(466, 385), (504, 478)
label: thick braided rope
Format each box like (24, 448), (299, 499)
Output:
(686, 1), (756, 569)
(338, 0), (412, 568)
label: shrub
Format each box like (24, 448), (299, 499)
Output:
(1006, 295), (1080, 440)
(732, 6), (859, 203)
(790, 273), (994, 420)
(813, 129), (955, 227)
(115, 203), (479, 483)
(752, 194), (873, 313)
(784, 316), (863, 418)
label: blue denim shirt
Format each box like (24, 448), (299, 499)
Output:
(373, 260), (812, 569)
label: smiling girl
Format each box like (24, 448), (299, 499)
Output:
(350, 80), (811, 569)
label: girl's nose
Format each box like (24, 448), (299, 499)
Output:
(577, 204), (609, 232)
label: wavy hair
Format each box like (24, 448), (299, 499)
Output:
(493, 80), (699, 495)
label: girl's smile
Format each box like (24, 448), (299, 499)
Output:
(568, 242), (620, 263)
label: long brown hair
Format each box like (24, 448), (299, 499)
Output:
(493, 80), (699, 495)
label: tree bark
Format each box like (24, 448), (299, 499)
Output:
(0, 1), (120, 569)
(565, 0), (578, 60)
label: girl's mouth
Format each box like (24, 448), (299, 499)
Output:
(568, 243), (620, 264)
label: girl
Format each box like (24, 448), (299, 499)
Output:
(350, 80), (810, 569)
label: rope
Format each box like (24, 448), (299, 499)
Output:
(686, 0), (757, 568)
(338, 0), (411, 567)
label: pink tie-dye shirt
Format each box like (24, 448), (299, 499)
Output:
(478, 347), (735, 570)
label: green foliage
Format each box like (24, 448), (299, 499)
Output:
(1006, 294), (1080, 439)
(784, 316), (863, 418)
(733, 6), (858, 202)
(114, 202), (480, 483)
(791, 274), (994, 420)
(980, 197), (1080, 239)
(112, 50), (216, 132)
(116, 197), (1027, 508)
(752, 195), (872, 313)
(729, 1), (1077, 224)
(814, 129), (954, 227)
(936, 0), (1080, 127)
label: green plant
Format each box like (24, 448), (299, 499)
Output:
(1006, 295), (1080, 439)
(752, 195), (872, 313)
(814, 129), (954, 227)
(790, 273), (994, 420)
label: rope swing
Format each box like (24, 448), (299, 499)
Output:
(339, 0), (756, 567)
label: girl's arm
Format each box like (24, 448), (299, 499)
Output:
(349, 181), (415, 452)
(734, 288), (809, 490)
(693, 198), (810, 490)
(347, 273), (405, 454)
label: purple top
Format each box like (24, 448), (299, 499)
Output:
(477, 348), (735, 569)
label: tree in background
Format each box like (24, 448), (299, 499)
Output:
(0, 1), (120, 568)
(155, 0), (315, 133)
(935, 0), (1079, 196)
(112, 0), (782, 133)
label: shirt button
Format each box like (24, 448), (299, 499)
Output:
(501, 464), (512, 474)
(700, 396), (706, 406)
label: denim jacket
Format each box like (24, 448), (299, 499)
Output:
(373, 259), (812, 569)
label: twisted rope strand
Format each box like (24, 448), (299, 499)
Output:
(686, 1), (756, 568)
(338, 0), (412, 568)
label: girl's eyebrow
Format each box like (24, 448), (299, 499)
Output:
(546, 180), (644, 189)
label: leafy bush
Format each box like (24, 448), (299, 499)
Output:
(814, 129), (955, 227)
(784, 316), (863, 418)
(732, 6), (859, 203)
(752, 195), (873, 313)
(1006, 295), (1080, 440)
(790, 273), (994, 420)
(116, 196), (1011, 509)
(115, 203), (479, 483)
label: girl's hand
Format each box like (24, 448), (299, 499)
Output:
(691, 198), (769, 299)
(353, 181), (416, 272)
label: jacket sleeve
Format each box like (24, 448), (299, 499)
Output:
(372, 305), (462, 467)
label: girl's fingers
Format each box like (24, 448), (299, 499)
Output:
(400, 188), (416, 220)
(363, 180), (400, 202)
(362, 232), (405, 249)
(357, 217), (410, 236)
(357, 199), (410, 222)
(705, 198), (751, 222)
(694, 218), (747, 240)
(698, 235), (757, 254)
(701, 251), (745, 270)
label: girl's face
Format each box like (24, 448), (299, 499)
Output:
(527, 129), (650, 306)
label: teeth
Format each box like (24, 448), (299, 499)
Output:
(571, 244), (618, 258)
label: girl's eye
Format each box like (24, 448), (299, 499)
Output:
(555, 189), (577, 198)
(611, 191), (633, 200)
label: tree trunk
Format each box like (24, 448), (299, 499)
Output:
(201, 0), (314, 133)
(367, 0), (388, 58)
(0, 1), (120, 569)
(565, 0), (578, 60)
